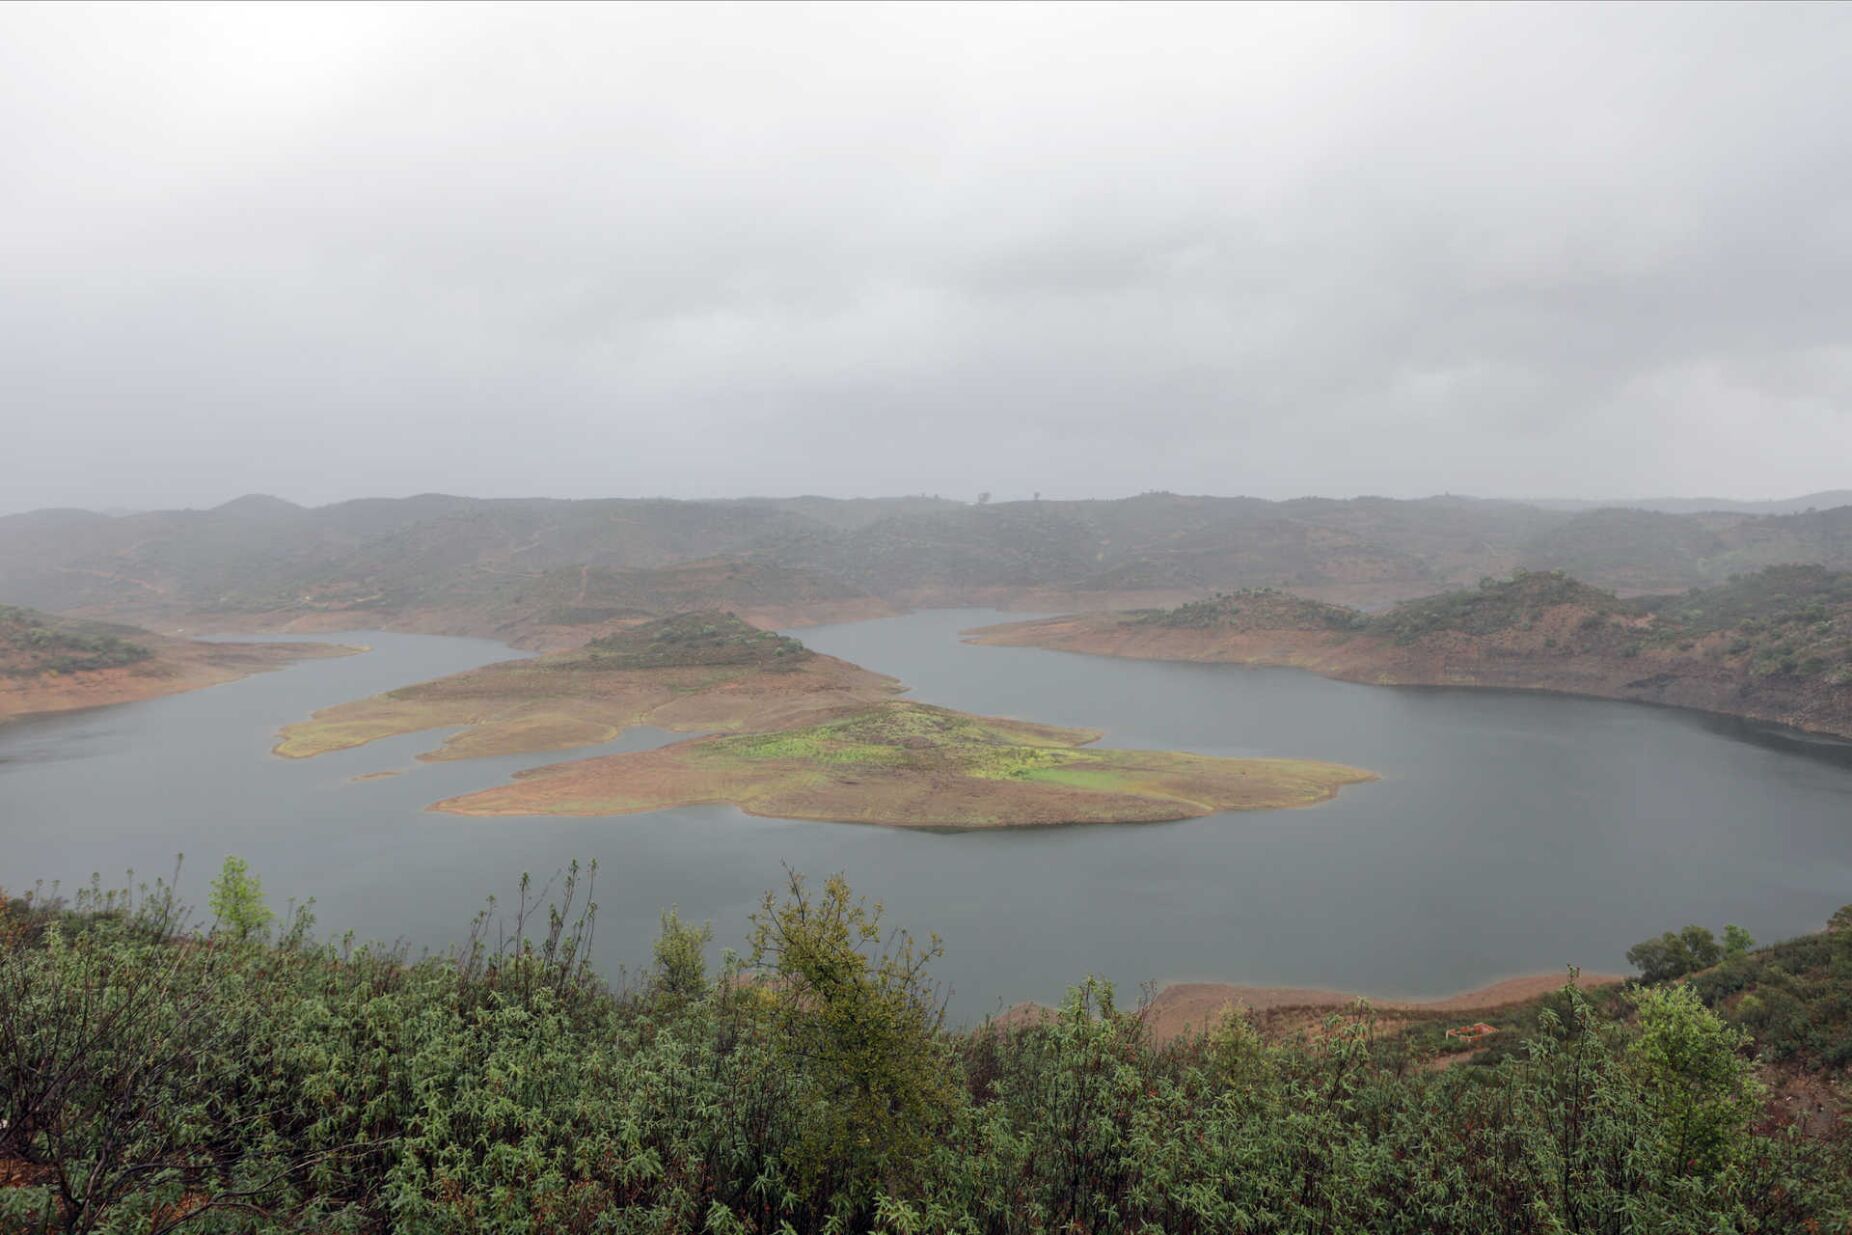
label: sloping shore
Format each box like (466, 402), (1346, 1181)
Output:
(429, 700), (1374, 826)
(275, 614), (904, 761)
(1, 612), (359, 722)
(968, 571), (1852, 739)
(278, 612), (1376, 828)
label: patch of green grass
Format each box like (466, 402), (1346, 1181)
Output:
(1018, 765), (1134, 792)
(702, 703), (1088, 776)
(707, 730), (911, 767)
(961, 744), (1081, 779)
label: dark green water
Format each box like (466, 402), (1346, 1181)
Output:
(3, 609), (1850, 1018)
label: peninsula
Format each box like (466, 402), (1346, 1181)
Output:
(969, 566), (1852, 739)
(0, 603), (355, 722)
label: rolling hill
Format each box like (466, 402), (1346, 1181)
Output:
(2, 492), (1849, 646)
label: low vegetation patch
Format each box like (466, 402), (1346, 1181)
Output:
(573, 611), (811, 670)
(1137, 587), (1370, 632)
(0, 605), (153, 676)
(1369, 569), (1625, 643)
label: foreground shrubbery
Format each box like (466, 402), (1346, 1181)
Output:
(1, 865), (1848, 1235)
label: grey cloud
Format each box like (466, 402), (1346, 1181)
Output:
(2, 2), (1850, 512)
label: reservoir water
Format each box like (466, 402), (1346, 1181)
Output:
(3, 608), (1850, 1019)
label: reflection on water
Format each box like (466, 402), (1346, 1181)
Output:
(1690, 712), (1852, 768)
(3, 612), (1851, 1020)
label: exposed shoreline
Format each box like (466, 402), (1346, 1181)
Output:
(273, 614), (1378, 828)
(425, 723), (1376, 827)
(966, 614), (1852, 742)
(0, 638), (362, 723)
(1001, 970), (1627, 1044)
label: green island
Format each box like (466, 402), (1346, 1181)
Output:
(275, 611), (1373, 826)
(2, 863), (1847, 1233)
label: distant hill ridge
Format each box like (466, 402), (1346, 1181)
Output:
(1522, 490), (1852, 516)
(3, 491), (1850, 642)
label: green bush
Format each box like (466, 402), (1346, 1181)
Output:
(0, 869), (1848, 1234)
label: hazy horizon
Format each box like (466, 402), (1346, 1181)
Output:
(16, 483), (1852, 521)
(5, 3), (1850, 512)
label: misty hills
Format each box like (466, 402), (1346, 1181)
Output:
(1522, 490), (1852, 516)
(3, 491), (1851, 642)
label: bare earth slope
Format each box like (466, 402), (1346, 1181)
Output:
(275, 611), (904, 761)
(970, 568), (1852, 738)
(0, 604), (355, 721)
(278, 612), (1374, 828)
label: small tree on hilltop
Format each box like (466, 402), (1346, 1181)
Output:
(208, 855), (272, 941)
(1627, 924), (1724, 983)
(1722, 923), (1754, 960)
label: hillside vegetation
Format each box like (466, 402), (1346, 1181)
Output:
(1147, 567), (1849, 671)
(0, 866), (1846, 1234)
(0, 606), (353, 722)
(0, 605), (151, 676)
(574, 611), (810, 670)
(974, 567), (1852, 737)
(1135, 588), (1369, 633)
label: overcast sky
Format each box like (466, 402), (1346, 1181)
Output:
(4, 2), (1850, 513)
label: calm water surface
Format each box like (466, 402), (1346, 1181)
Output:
(3, 610), (1850, 1019)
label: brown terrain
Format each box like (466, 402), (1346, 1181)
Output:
(0, 604), (356, 723)
(274, 612), (904, 761)
(429, 708), (1373, 828)
(277, 612), (1375, 828)
(969, 569), (1852, 739)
